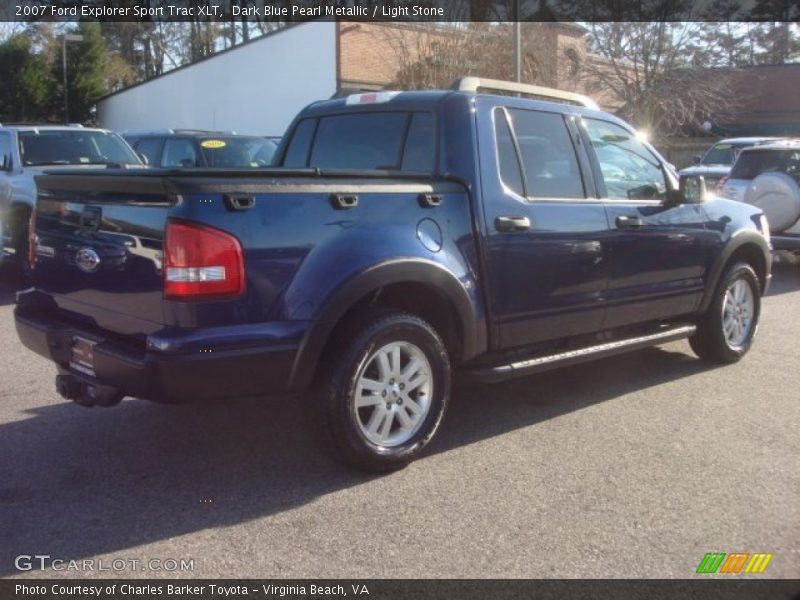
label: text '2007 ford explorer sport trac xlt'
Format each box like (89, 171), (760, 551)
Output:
(15, 78), (771, 471)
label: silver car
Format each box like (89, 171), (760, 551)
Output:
(0, 125), (143, 276)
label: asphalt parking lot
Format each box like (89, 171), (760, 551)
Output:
(1, 260), (798, 579)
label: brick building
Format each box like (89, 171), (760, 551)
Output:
(338, 22), (590, 91)
(710, 64), (800, 137)
(99, 21), (611, 136)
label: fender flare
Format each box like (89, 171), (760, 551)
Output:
(699, 229), (771, 312)
(286, 258), (483, 392)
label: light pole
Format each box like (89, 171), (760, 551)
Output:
(513, 0), (521, 83)
(61, 33), (84, 124)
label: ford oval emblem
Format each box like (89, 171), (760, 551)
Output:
(75, 247), (101, 273)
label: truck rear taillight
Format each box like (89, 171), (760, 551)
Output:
(164, 220), (244, 300)
(28, 210), (37, 269)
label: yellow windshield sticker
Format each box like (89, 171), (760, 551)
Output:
(201, 140), (226, 149)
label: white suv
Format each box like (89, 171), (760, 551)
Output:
(722, 140), (800, 254)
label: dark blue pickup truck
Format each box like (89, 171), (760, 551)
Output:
(15, 78), (771, 471)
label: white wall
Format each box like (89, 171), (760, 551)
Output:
(98, 22), (337, 137)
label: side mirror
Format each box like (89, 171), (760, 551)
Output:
(693, 155), (702, 165)
(678, 175), (707, 204)
(1, 153), (11, 171)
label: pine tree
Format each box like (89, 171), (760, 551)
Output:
(51, 22), (108, 124)
(0, 33), (49, 122)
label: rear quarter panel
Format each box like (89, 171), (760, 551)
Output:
(167, 180), (481, 330)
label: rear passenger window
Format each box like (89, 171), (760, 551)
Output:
(283, 118), (317, 168)
(494, 109), (525, 196)
(507, 109), (585, 199)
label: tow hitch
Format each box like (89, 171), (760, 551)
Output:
(55, 374), (123, 407)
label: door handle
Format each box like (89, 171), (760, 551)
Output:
(615, 215), (643, 229)
(495, 216), (531, 232)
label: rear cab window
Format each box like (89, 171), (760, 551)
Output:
(282, 111), (436, 172)
(731, 149), (800, 182)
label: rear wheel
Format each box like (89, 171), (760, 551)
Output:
(310, 310), (451, 472)
(690, 262), (761, 363)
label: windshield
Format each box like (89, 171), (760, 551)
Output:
(198, 137), (278, 167)
(730, 149), (800, 181)
(701, 143), (747, 166)
(18, 130), (140, 167)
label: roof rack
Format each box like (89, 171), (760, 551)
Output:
(451, 77), (599, 110)
(122, 129), (238, 136)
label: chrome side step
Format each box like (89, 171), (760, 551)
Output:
(470, 324), (697, 383)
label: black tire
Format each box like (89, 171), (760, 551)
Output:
(690, 262), (761, 363)
(309, 310), (451, 472)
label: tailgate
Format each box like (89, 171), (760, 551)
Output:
(32, 173), (171, 336)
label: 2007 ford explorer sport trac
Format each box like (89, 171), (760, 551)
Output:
(15, 78), (772, 471)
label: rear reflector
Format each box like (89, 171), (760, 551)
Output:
(164, 220), (244, 300)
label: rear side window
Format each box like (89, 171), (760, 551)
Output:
(506, 108), (585, 199)
(283, 111), (436, 172)
(731, 149), (800, 181)
(494, 109), (525, 196)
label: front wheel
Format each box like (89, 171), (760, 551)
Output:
(690, 262), (761, 363)
(310, 311), (451, 472)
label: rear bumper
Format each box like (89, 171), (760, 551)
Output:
(14, 308), (307, 403)
(772, 235), (800, 252)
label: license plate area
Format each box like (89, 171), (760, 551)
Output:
(70, 336), (97, 377)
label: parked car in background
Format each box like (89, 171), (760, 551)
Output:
(679, 137), (780, 193)
(0, 124), (143, 277)
(16, 78), (771, 472)
(123, 130), (279, 169)
(722, 139), (800, 255)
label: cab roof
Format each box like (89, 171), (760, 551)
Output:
(300, 88), (625, 127)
